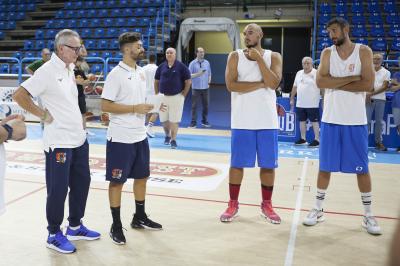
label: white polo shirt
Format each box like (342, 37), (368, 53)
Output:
(372, 67), (390, 101)
(101, 61), (147, 144)
(293, 68), (320, 108)
(21, 53), (86, 152)
(142, 63), (158, 96)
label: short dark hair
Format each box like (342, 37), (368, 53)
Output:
(327, 17), (349, 29)
(149, 54), (156, 63)
(118, 32), (141, 50)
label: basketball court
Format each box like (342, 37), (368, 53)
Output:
(1, 124), (399, 266)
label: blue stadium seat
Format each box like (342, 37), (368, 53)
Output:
(99, 9), (108, 17)
(147, 7), (157, 16)
(46, 29), (56, 39)
(55, 20), (65, 29)
(367, 1), (380, 13)
(318, 13), (330, 25)
(0, 31), (4, 40)
(55, 10), (64, 18)
(110, 39), (119, 50)
(371, 38), (387, 51)
(318, 37), (332, 50)
(106, 28), (118, 38)
(352, 24), (368, 37)
(119, 28), (129, 35)
(336, 12), (348, 21)
(16, 11), (25, 20)
(88, 51), (99, 57)
(80, 28), (91, 38)
(133, 28), (142, 34)
(335, 2), (347, 14)
(45, 20), (55, 28)
(391, 38), (400, 51)
(7, 21), (16, 30)
(89, 19), (101, 28)
(368, 13), (383, 24)
(119, 0), (129, 7)
(387, 13), (400, 24)
(10, 64), (20, 74)
(97, 40), (108, 49)
(111, 9), (122, 17)
(318, 27), (329, 38)
(74, 1), (84, 9)
(141, 18), (150, 26)
(115, 51), (123, 58)
(90, 64), (102, 74)
(83, 1), (93, 9)
(85, 40), (96, 50)
(76, 10), (85, 18)
(36, 40), (45, 50)
(123, 8), (134, 17)
(134, 8), (145, 16)
(127, 17), (137, 27)
(95, 0), (106, 8)
(47, 40), (54, 49)
(115, 18), (125, 27)
(0, 64), (9, 74)
(25, 51), (35, 58)
(35, 29), (44, 39)
(94, 28), (105, 38)
(355, 37), (369, 45)
(384, 1), (397, 13)
(106, 0), (117, 8)
(352, 13), (365, 25)
(101, 51), (112, 59)
(78, 19), (89, 28)
(389, 24), (400, 37)
(64, 2), (73, 9)
(13, 51), (22, 59)
(369, 24), (385, 37)
(319, 2), (331, 14)
(88, 9), (97, 18)
(24, 40), (33, 50)
(17, 4), (26, 11)
(67, 19), (77, 28)
(351, 2), (363, 13)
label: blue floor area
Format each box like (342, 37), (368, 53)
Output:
(26, 124), (400, 164)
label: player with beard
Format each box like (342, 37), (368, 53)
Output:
(302, 18), (381, 235)
(220, 23), (283, 224)
(101, 32), (162, 245)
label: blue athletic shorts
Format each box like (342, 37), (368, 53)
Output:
(231, 129), (278, 169)
(319, 122), (369, 174)
(106, 138), (150, 183)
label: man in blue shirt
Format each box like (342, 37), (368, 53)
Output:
(390, 56), (400, 152)
(188, 47), (212, 128)
(154, 47), (191, 149)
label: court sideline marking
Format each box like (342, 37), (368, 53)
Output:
(284, 157), (308, 266)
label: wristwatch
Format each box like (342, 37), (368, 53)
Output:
(1, 124), (13, 140)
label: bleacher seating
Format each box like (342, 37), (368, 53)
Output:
(316, 1), (400, 61)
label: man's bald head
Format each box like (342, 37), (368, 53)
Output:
(166, 47), (176, 63)
(243, 23), (263, 48)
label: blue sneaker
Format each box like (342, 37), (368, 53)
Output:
(66, 224), (101, 241)
(46, 231), (76, 254)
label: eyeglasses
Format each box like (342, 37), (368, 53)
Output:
(63, 44), (82, 54)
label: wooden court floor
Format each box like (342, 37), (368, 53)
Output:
(0, 127), (399, 266)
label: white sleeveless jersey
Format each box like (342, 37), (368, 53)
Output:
(0, 144), (5, 215)
(231, 49), (278, 129)
(322, 44), (367, 125)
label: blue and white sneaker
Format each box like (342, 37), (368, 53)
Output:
(46, 231), (76, 254)
(66, 224), (101, 241)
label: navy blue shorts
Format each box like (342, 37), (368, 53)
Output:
(231, 129), (278, 169)
(106, 138), (150, 183)
(296, 107), (320, 122)
(319, 122), (369, 174)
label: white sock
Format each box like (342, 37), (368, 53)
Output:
(69, 225), (80, 230)
(148, 122), (153, 127)
(315, 188), (326, 211)
(361, 192), (373, 216)
(49, 234), (55, 237)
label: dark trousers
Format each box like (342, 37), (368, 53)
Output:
(191, 89), (209, 123)
(45, 140), (91, 234)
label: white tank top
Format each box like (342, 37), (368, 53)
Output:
(231, 49), (278, 129)
(0, 144), (5, 216)
(322, 44), (367, 125)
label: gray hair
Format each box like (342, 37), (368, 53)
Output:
(302, 57), (313, 64)
(54, 29), (80, 52)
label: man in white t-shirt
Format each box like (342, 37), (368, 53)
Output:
(290, 57), (321, 147)
(220, 23), (283, 224)
(13, 29), (100, 254)
(142, 54), (158, 138)
(101, 32), (162, 245)
(366, 53), (390, 151)
(0, 114), (26, 216)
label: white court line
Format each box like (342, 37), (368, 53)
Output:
(284, 157), (309, 266)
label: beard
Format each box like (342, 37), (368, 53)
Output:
(333, 37), (345, 46)
(130, 50), (145, 61)
(245, 43), (257, 48)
